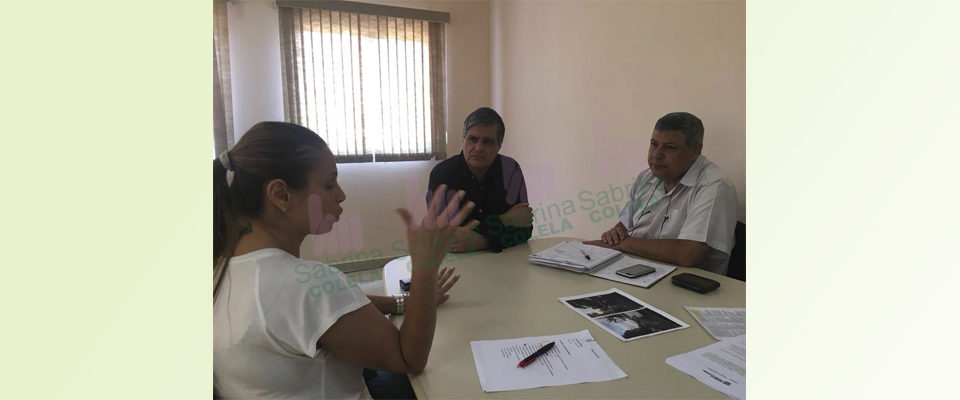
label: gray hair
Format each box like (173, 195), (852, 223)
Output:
(463, 107), (505, 144)
(654, 112), (703, 147)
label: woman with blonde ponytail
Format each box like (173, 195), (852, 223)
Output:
(213, 122), (474, 399)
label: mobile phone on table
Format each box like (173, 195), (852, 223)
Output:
(615, 264), (655, 278)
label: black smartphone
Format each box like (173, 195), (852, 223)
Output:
(615, 264), (656, 278)
(671, 273), (720, 293)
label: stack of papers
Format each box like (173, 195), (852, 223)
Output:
(529, 241), (678, 289)
(528, 240), (623, 273)
(470, 330), (627, 392)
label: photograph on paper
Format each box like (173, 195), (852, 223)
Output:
(564, 291), (644, 317)
(559, 288), (688, 341)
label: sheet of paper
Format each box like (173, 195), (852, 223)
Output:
(685, 306), (746, 340)
(558, 288), (688, 341)
(470, 330), (627, 392)
(666, 334), (746, 400)
(589, 255), (677, 288)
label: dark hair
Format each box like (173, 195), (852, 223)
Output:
(462, 107), (505, 144)
(214, 121), (329, 298)
(654, 112), (704, 147)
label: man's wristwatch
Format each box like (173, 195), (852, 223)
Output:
(392, 293), (409, 315)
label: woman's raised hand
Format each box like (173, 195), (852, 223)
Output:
(396, 184), (478, 271)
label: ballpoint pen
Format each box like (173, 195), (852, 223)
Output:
(579, 249), (591, 260)
(517, 341), (556, 368)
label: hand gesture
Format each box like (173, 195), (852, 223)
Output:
(500, 202), (533, 227)
(435, 266), (460, 306)
(396, 185), (476, 271)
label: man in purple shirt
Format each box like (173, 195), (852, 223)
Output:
(427, 107), (533, 252)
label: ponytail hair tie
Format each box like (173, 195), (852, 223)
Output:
(218, 151), (235, 187)
(218, 151), (233, 171)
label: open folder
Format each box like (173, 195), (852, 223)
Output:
(528, 240), (678, 288)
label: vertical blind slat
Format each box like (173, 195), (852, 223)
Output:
(350, 12), (358, 156)
(417, 21), (430, 153)
(391, 17), (398, 156)
(387, 17), (394, 156)
(410, 20), (417, 154)
(377, 16), (386, 159)
(357, 13), (365, 157)
(317, 10), (328, 144)
(337, 11), (346, 156)
(298, 10), (309, 130)
(417, 20), (424, 154)
(402, 18), (410, 155)
(344, 12), (350, 156)
(390, 17), (396, 156)
(306, 10), (316, 137)
(355, 14), (363, 156)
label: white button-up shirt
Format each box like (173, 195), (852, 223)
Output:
(618, 155), (738, 274)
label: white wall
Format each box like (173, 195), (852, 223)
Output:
(492, 0), (746, 243)
(227, 0), (284, 141)
(226, 0), (492, 265)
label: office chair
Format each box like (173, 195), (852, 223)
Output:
(726, 221), (745, 282)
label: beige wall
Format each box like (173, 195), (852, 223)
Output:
(492, 0), (746, 243)
(226, 0), (744, 267)
(226, 0), (492, 266)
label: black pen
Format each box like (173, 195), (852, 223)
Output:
(517, 341), (555, 368)
(579, 249), (591, 260)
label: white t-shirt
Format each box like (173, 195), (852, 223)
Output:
(618, 155), (738, 275)
(214, 248), (372, 399)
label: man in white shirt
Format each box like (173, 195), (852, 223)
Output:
(585, 112), (738, 275)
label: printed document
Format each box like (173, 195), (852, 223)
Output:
(470, 330), (627, 392)
(666, 334), (746, 400)
(685, 306), (746, 340)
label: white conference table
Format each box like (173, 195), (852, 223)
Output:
(383, 237), (745, 399)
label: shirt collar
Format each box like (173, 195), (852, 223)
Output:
(677, 155), (706, 187)
(642, 174), (660, 187)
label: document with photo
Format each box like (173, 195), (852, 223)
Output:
(558, 288), (688, 341)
